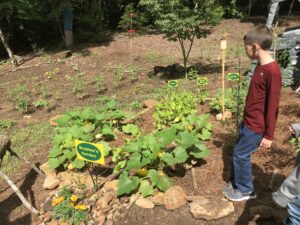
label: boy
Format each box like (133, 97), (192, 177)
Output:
(273, 123), (300, 225)
(222, 25), (282, 201)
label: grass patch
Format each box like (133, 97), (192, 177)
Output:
(0, 122), (54, 175)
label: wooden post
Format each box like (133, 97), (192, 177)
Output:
(221, 39), (227, 120)
(0, 27), (17, 66)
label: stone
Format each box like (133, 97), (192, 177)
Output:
(189, 198), (234, 220)
(186, 196), (206, 202)
(216, 113), (223, 121)
(151, 192), (164, 206)
(43, 175), (60, 190)
(97, 214), (106, 225)
(57, 170), (94, 190)
(143, 100), (157, 109)
(102, 180), (118, 193)
(96, 192), (115, 209)
(54, 50), (72, 59)
(102, 205), (113, 213)
(49, 115), (63, 127)
(40, 162), (56, 177)
(43, 212), (52, 223)
(47, 220), (59, 225)
(223, 111), (232, 119)
(163, 186), (187, 210)
(135, 197), (155, 209)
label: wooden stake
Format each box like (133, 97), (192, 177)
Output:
(0, 170), (39, 215)
(221, 39), (227, 120)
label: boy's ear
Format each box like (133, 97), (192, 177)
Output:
(252, 43), (261, 51)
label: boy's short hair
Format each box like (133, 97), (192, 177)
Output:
(244, 25), (273, 50)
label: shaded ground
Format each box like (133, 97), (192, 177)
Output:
(0, 17), (299, 225)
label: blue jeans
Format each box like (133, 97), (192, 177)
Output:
(229, 123), (263, 193)
(284, 195), (300, 225)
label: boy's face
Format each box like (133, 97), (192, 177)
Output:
(244, 44), (257, 60)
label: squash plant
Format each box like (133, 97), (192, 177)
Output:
(48, 100), (132, 170)
(153, 91), (197, 130)
(114, 113), (212, 197)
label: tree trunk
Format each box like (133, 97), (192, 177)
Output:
(288, 0), (295, 16)
(248, 0), (253, 17)
(0, 27), (17, 66)
(179, 39), (188, 79)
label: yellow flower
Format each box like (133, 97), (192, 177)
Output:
(51, 196), (65, 207)
(75, 204), (88, 211)
(70, 195), (78, 202)
(67, 163), (74, 170)
(68, 202), (74, 208)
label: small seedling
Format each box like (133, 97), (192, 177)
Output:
(113, 65), (125, 87)
(187, 67), (198, 80)
(127, 64), (138, 82)
(92, 74), (107, 94)
(33, 100), (49, 108)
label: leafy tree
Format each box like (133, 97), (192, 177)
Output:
(139, 0), (224, 78)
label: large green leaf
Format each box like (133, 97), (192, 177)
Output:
(82, 123), (96, 133)
(196, 114), (209, 129)
(198, 128), (211, 141)
(117, 172), (140, 196)
(157, 175), (172, 192)
(48, 147), (62, 158)
(178, 131), (200, 148)
(53, 134), (64, 146)
(126, 154), (150, 170)
(102, 124), (116, 139)
(140, 180), (154, 197)
(81, 108), (95, 120)
(173, 146), (189, 164)
(156, 127), (177, 146)
(190, 144), (210, 159)
(161, 152), (177, 165)
(113, 160), (126, 173)
(122, 124), (139, 136)
(123, 142), (141, 153)
(147, 169), (160, 186)
(55, 114), (71, 127)
(72, 158), (86, 169)
(48, 158), (61, 170)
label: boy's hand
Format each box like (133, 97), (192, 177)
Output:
(260, 138), (272, 148)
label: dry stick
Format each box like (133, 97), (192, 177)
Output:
(0, 170), (39, 215)
(9, 148), (45, 177)
(0, 62), (52, 75)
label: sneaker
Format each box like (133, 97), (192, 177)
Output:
(222, 182), (234, 195)
(224, 188), (257, 202)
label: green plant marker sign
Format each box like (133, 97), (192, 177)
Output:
(228, 73), (240, 81)
(75, 140), (105, 165)
(168, 80), (178, 88)
(197, 77), (208, 86)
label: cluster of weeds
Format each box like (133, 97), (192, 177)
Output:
(7, 84), (32, 114)
(92, 74), (107, 94)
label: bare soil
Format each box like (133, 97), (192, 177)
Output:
(0, 17), (299, 225)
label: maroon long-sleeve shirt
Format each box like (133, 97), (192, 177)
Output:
(243, 61), (282, 140)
